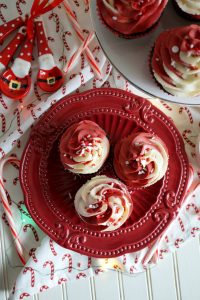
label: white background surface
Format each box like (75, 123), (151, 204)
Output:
(1, 226), (200, 300)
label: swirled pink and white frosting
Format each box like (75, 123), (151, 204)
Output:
(74, 176), (133, 231)
(114, 132), (168, 187)
(98, 0), (168, 35)
(152, 25), (200, 97)
(60, 120), (110, 174)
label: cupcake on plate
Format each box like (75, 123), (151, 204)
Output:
(151, 25), (200, 97)
(174, 0), (200, 20)
(74, 175), (133, 231)
(97, 0), (168, 38)
(114, 132), (168, 188)
(60, 120), (110, 174)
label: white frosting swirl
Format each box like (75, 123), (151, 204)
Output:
(175, 0), (200, 15)
(74, 176), (133, 232)
(67, 137), (110, 174)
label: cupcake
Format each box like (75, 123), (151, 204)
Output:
(151, 25), (200, 97)
(60, 120), (110, 174)
(74, 175), (133, 231)
(114, 132), (168, 188)
(174, 0), (200, 20)
(97, 0), (168, 37)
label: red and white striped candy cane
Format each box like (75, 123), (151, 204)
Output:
(129, 266), (136, 274)
(20, 293), (30, 299)
(0, 4), (7, 23)
(186, 203), (199, 214)
(0, 156), (26, 265)
(76, 272), (87, 279)
(43, 260), (55, 280)
(49, 12), (60, 32)
(0, 113), (6, 132)
(16, 0), (26, 16)
(179, 107), (193, 124)
(62, 253), (72, 272)
(63, 32), (94, 73)
(13, 108), (23, 135)
(174, 238), (184, 248)
(58, 278), (68, 284)
(87, 256), (92, 268)
(178, 217), (185, 232)
(29, 248), (38, 263)
(23, 267), (35, 287)
(191, 227), (200, 237)
(182, 129), (196, 148)
(40, 285), (49, 292)
(0, 94), (8, 109)
(23, 224), (39, 241)
(49, 239), (57, 256)
(63, 0), (102, 78)
(95, 268), (104, 275)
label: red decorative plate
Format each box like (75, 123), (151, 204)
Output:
(20, 88), (189, 258)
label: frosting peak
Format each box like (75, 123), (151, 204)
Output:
(114, 132), (168, 187)
(74, 175), (133, 231)
(60, 120), (110, 174)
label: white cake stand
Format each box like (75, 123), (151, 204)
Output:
(90, 0), (200, 105)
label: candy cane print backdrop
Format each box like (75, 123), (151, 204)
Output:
(0, 2), (200, 300)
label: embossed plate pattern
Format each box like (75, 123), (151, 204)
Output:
(20, 88), (189, 258)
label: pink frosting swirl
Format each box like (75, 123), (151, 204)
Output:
(74, 176), (133, 231)
(98, 0), (168, 35)
(114, 132), (168, 187)
(60, 120), (110, 174)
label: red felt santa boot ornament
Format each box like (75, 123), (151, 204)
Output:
(0, 26), (26, 75)
(0, 31), (34, 100)
(35, 18), (64, 93)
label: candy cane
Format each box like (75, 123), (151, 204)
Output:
(16, 0), (26, 16)
(182, 130), (196, 148)
(29, 248), (38, 263)
(95, 268), (104, 275)
(47, 36), (55, 42)
(63, 0), (102, 78)
(186, 203), (199, 214)
(174, 238), (184, 248)
(58, 278), (68, 284)
(13, 108), (23, 135)
(164, 235), (169, 243)
(92, 46), (100, 54)
(49, 239), (57, 256)
(2, 212), (9, 227)
(102, 81), (111, 88)
(134, 256), (138, 264)
(40, 285), (49, 292)
(81, 53), (85, 69)
(63, 32), (94, 73)
(17, 201), (31, 218)
(123, 255), (127, 265)
(92, 78), (102, 88)
(62, 84), (67, 95)
(23, 224), (39, 241)
(76, 272), (86, 279)
(62, 253), (72, 272)
(159, 100), (172, 111)
(62, 31), (72, 51)
(0, 4), (7, 23)
(179, 107), (193, 124)
(87, 256), (92, 268)
(19, 293), (30, 299)
(12, 139), (21, 148)
(34, 82), (42, 101)
(178, 217), (185, 232)
(30, 109), (37, 121)
(106, 61), (111, 75)
(130, 266), (136, 274)
(43, 261), (55, 280)
(79, 71), (85, 86)
(72, 0), (79, 6)
(0, 94), (8, 109)
(59, 55), (67, 63)
(0, 157), (26, 265)
(0, 113), (6, 132)
(191, 227), (200, 237)
(159, 249), (168, 259)
(49, 12), (60, 32)
(23, 267), (35, 287)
